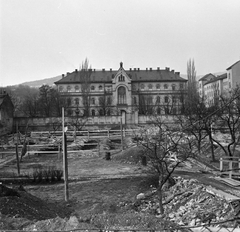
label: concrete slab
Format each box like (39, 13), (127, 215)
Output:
(206, 186), (240, 201)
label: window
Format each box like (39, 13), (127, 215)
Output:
(107, 109), (111, 116)
(92, 109), (95, 116)
(140, 84), (145, 90)
(75, 85), (79, 91)
(91, 98), (95, 105)
(172, 96), (176, 103)
(172, 85), (176, 90)
(67, 85), (71, 92)
(99, 85), (103, 91)
(118, 86), (126, 104)
(59, 86), (64, 92)
(156, 84), (160, 89)
(99, 109), (104, 116)
(133, 96), (137, 105)
(157, 107), (161, 114)
(106, 86), (111, 92)
(91, 85), (95, 91)
(67, 109), (72, 116)
(164, 84), (168, 89)
(118, 75), (125, 82)
(156, 96), (160, 104)
(180, 83), (183, 89)
(107, 97), (111, 105)
(132, 85), (136, 91)
(147, 96), (152, 105)
(164, 96), (169, 103)
(74, 98), (79, 105)
(67, 98), (71, 106)
(148, 84), (152, 90)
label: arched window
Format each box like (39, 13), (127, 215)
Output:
(118, 75), (125, 82)
(147, 96), (152, 104)
(157, 107), (161, 114)
(99, 85), (103, 91)
(92, 109), (95, 116)
(91, 85), (95, 91)
(148, 84), (152, 90)
(164, 84), (168, 89)
(156, 96), (160, 104)
(140, 84), (145, 90)
(118, 86), (126, 104)
(107, 109), (111, 116)
(91, 98), (95, 105)
(67, 85), (71, 92)
(156, 84), (160, 90)
(99, 109), (104, 116)
(75, 85), (79, 91)
(172, 84), (176, 90)
(59, 86), (64, 92)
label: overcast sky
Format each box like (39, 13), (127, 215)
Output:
(0, 0), (240, 86)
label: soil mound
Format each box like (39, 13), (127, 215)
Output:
(0, 183), (72, 229)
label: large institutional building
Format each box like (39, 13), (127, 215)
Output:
(55, 62), (187, 124)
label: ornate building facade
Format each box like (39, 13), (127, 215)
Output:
(55, 62), (187, 124)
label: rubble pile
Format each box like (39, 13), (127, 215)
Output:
(134, 177), (240, 227)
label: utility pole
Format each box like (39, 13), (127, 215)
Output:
(62, 107), (69, 201)
(15, 122), (20, 175)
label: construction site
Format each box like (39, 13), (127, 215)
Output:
(1, 126), (240, 231)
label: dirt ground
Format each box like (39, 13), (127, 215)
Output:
(1, 137), (240, 230)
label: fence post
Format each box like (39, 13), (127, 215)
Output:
(108, 130), (110, 138)
(88, 131), (90, 140)
(238, 158), (240, 175)
(58, 144), (61, 160)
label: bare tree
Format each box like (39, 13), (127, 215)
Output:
(138, 118), (193, 214)
(80, 58), (92, 117)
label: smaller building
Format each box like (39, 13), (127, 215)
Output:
(226, 60), (240, 90)
(0, 89), (14, 135)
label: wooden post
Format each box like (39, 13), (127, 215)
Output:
(220, 157), (223, 171)
(229, 160), (233, 179)
(58, 144), (61, 160)
(120, 118), (124, 151)
(98, 140), (100, 156)
(88, 130), (90, 139)
(238, 158), (240, 174)
(108, 130), (110, 138)
(62, 107), (69, 201)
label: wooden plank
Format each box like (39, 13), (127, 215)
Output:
(206, 186), (240, 201)
(215, 177), (240, 187)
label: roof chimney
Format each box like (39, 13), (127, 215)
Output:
(120, 62), (123, 68)
(62, 74), (65, 78)
(138, 68), (140, 71)
(110, 68), (112, 72)
(146, 68), (148, 71)
(157, 67), (160, 71)
(171, 69), (174, 73)
(150, 68), (152, 71)
(134, 68), (136, 71)
(130, 68), (132, 71)
(102, 68), (105, 71)
(75, 69), (78, 72)
(175, 72), (180, 76)
(165, 67), (169, 71)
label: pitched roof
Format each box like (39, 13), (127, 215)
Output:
(204, 73), (227, 85)
(226, 60), (240, 70)
(55, 67), (187, 85)
(198, 73), (216, 82)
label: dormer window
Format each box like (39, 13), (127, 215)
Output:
(164, 84), (168, 89)
(91, 85), (95, 91)
(99, 85), (103, 91)
(172, 84), (176, 90)
(156, 84), (160, 90)
(59, 86), (64, 92)
(140, 84), (145, 90)
(118, 75), (125, 82)
(148, 84), (152, 90)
